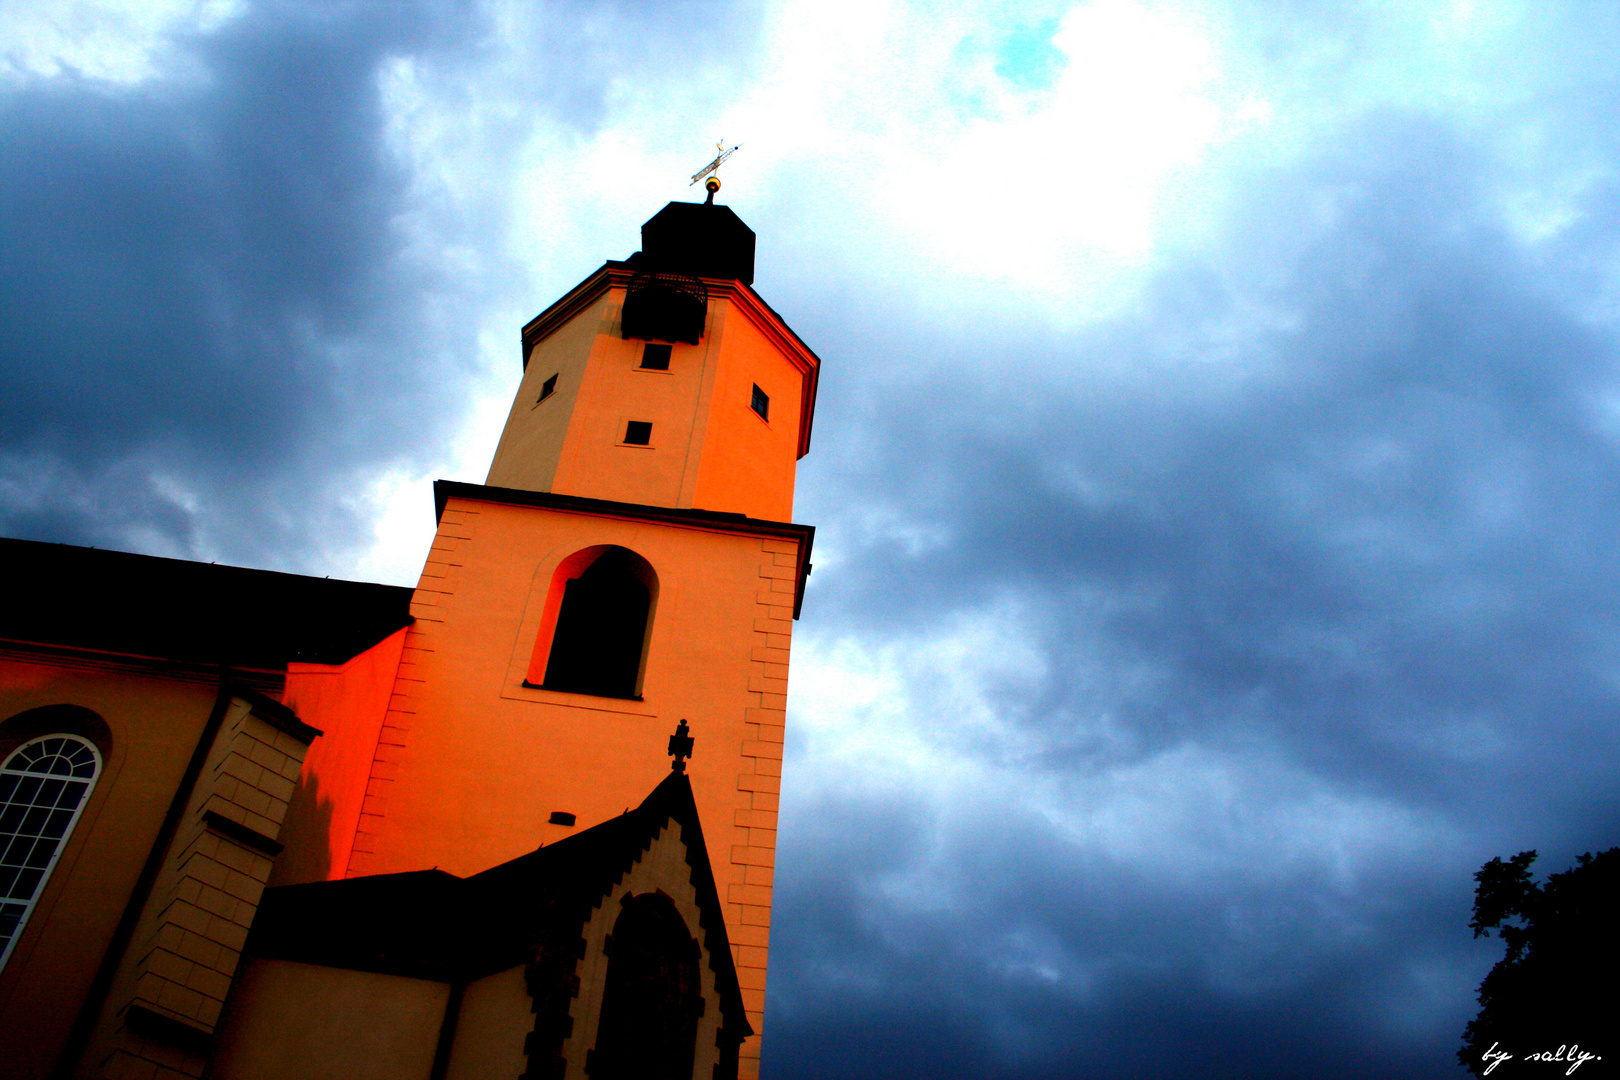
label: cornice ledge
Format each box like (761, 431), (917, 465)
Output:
(432, 480), (817, 618)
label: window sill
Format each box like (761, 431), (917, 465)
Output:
(522, 680), (642, 702)
(501, 680), (657, 717)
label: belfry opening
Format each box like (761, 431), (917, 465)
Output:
(541, 546), (655, 699)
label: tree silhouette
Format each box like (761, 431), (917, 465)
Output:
(1459, 847), (1618, 1076)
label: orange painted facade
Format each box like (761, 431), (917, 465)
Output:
(337, 497), (796, 877)
(0, 662), (223, 1079)
(0, 642), (356, 1079)
(487, 268), (817, 522)
(327, 223), (821, 1072)
(271, 627), (410, 887)
(0, 199), (819, 1079)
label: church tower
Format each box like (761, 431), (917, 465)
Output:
(289, 194), (820, 1077)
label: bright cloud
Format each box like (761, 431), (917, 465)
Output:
(0, 0), (242, 85)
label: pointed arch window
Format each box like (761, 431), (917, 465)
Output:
(527, 546), (658, 700)
(0, 735), (101, 969)
(590, 891), (702, 1080)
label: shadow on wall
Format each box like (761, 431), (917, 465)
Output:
(265, 772), (334, 888)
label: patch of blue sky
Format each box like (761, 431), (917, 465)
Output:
(995, 18), (1065, 90)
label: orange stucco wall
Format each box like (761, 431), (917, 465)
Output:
(390, 256), (815, 1078)
(485, 292), (609, 493)
(348, 499), (782, 880)
(0, 655), (226, 1080)
(690, 296), (805, 520)
(348, 496), (793, 1073)
(486, 279), (812, 522)
(272, 627), (409, 886)
(547, 298), (712, 509)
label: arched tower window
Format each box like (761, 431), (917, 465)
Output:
(0, 734), (102, 969)
(591, 891), (702, 1080)
(531, 546), (657, 699)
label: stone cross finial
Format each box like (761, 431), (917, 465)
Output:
(668, 719), (695, 772)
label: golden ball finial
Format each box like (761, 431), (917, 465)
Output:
(705, 176), (721, 194)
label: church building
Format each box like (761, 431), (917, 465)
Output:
(0, 190), (820, 1080)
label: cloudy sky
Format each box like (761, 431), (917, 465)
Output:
(4, 0), (1619, 1075)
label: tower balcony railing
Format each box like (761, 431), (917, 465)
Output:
(621, 270), (707, 345)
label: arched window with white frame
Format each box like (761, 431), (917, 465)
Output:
(0, 734), (102, 969)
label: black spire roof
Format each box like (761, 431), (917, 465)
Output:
(634, 201), (755, 284)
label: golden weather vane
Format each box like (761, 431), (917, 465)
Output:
(690, 140), (739, 202)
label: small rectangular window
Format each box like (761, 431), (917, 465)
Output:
(623, 421), (652, 445)
(751, 384), (770, 420)
(538, 373), (558, 401)
(640, 343), (672, 370)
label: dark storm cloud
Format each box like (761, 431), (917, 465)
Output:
(8, 1), (1618, 1077)
(811, 114), (1620, 801)
(0, 0), (732, 569)
(771, 114), (1620, 1076)
(0, 1), (484, 563)
(769, 783), (1468, 1079)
